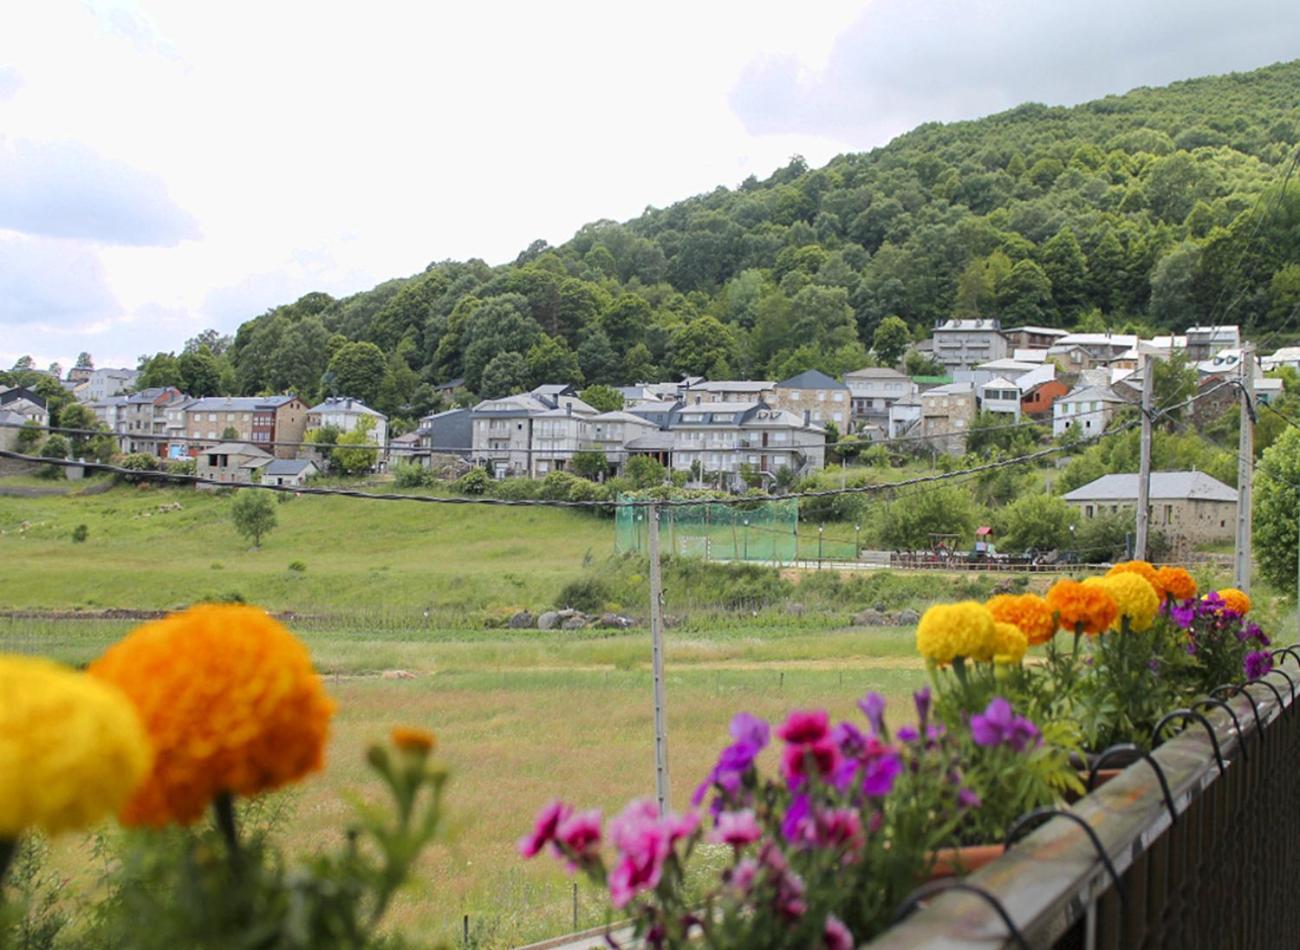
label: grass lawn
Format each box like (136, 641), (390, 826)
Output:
(4, 620), (926, 948)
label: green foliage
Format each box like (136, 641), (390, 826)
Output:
(288, 560), (307, 572)
(578, 384), (624, 413)
(39, 434), (69, 479)
(453, 467), (491, 495)
(326, 341), (386, 406)
(871, 316), (910, 367)
(570, 450), (609, 481)
(1255, 427), (1300, 594)
(995, 492), (1074, 552)
(624, 455), (667, 489)
(331, 417), (380, 476)
(220, 426), (239, 440)
(71, 523), (89, 543)
(230, 490), (277, 547)
(880, 484), (978, 550)
(0, 836), (69, 948)
(15, 419), (42, 452)
(478, 351), (530, 399)
(392, 461), (434, 489)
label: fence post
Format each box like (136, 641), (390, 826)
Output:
(647, 502), (671, 814)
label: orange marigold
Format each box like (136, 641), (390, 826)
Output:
(1046, 579), (1118, 636)
(1106, 560), (1164, 599)
(1155, 566), (1198, 602)
(391, 726), (437, 754)
(89, 604), (335, 827)
(986, 593), (1057, 646)
(1215, 588), (1251, 616)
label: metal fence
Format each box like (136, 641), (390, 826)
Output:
(613, 497), (801, 562)
(871, 651), (1300, 949)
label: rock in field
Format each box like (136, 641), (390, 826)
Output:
(561, 616), (588, 630)
(537, 611), (560, 630)
(894, 608), (921, 625)
(381, 669), (416, 680)
(852, 608), (889, 626)
(508, 610), (534, 629)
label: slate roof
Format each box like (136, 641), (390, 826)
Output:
(263, 458), (316, 476)
(1061, 471), (1237, 503)
(776, 369), (849, 391)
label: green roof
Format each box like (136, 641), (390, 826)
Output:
(911, 375), (953, 384)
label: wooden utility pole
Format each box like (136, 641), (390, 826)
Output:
(1235, 346), (1255, 590)
(646, 502), (670, 813)
(1135, 357), (1155, 560)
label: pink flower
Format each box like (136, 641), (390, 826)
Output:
(777, 709), (829, 744)
(519, 799), (571, 858)
(555, 809), (602, 869)
(605, 799), (698, 909)
(781, 737), (841, 786)
(815, 807), (864, 859)
(665, 810), (699, 844)
(823, 914), (854, 950)
(710, 809), (762, 848)
(729, 856), (759, 895)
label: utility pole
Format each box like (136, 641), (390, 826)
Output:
(1235, 346), (1255, 591)
(646, 502), (670, 814)
(1134, 356), (1155, 560)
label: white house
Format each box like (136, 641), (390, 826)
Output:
(84, 368), (139, 401)
(1262, 346), (1300, 372)
(1052, 385), (1131, 438)
(930, 318), (1009, 372)
(261, 458), (319, 487)
(470, 386), (596, 477)
(887, 396), (924, 439)
(1186, 325), (1240, 361)
(844, 367), (918, 434)
(305, 397), (388, 449)
(978, 377), (1023, 419)
(684, 380), (776, 403)
(668, 401), (825, 482)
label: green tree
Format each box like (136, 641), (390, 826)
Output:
(996, 492), (1074, 553)
(880, 484), (978, 550)
(622, 342), (657, 384)
(178, 345), (224, 397)
(1039, 227), (1090, 318)
(571, 450), (609, 481)
(1255, 426), (1300, 595)
(669, 317), (737, 377)
(327, 341), (386, 406)
(624, 455), (667, 489)
(221, 426), (240, 440)
(998, 259), (1054, 325)
(600, 295), (652, 350)
(871, 316), (910, 367)
(39, 433), (70, 479)
(136, 352), (184, 390)
(479, 352), (530, 399)
(579, 384), (624, 413)
(230, 490), (278, 547)
(525, 335), (583, 388)
(331, 417), (380, 475)
(59, 402), (115, 461)
(16, 419), (41, 452)
(577, 329), (620, 386)
(74, 352), (94, 370)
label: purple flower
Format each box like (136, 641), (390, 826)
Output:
(1168, 601), (1196, 629)
(519, 800), (570, 858)
(914, 686), (932, 728)
(1007, 716), (1042, 753)
(857, 692), (887, 737)
(781, 793), (812, 844)
(970, 697), (1040, 751)
(958, 787), (981, 809)
(1245, 650), (1273, 681)
(729, 857), (759, 895)
(832, 721), (868, 759)
(896, 725), (919, 743)
(709, 809), (762, 849)
(730, 712), (770, 750)
(824, 915), (854, 950)
(861, 739), (903, 796)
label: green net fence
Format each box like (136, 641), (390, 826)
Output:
(614, 496), (802, 562)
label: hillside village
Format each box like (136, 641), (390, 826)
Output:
(0, 318), (1279, 558)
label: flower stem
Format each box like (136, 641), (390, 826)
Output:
(0, 837), (16, 890)
(212, 792), (242, 875)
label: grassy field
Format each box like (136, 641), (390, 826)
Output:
(3, 619), (925, 947)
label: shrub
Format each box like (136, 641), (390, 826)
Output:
(555, 576), (613, 613)
(120, 453), (159, 471)
(454, 468), (491, 495)
(287, 561), (307, 573)
(490, 477), (543, 501)
(392, 461), (432, 489)
(71, 524), (89, 543)
(167, 458), (196, 477)
(570, 450), (609, 482)
(624, 455), (666, 489)
(39, 434), (69, 479)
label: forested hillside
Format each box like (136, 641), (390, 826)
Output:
(153, 60), (1300, 429)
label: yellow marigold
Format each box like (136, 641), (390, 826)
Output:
(991, 621), (1029, 665)
(0, 655), (152, 837)
(89, 604), (335, 827)
(1155, 566), (1198, 602)
(391, 726), (437, 754)
(1046, 579), (1117, 636)
(1084, 574), (1159, 632)
(986, 593), (1056, 646)
(1106, 560), (1164, 599)
(1215, 588), (1251, 616)
(916, 601), (996, 666)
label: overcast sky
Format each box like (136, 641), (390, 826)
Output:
(3, 0), (1297, 370)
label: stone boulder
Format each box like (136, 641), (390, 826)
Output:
(507, 610), (534, 629)
(894, 608), (921, 625)
(598, 613), (636, 629)
(537, 611), (560, 631)
(853, 608), (890, 626)
(561, 615), (588, 630)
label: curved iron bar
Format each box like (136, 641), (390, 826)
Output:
(1086, 743), (1178, 827)
(891, 879), (1030, 950)
(1245, 677), (1286, 715)
(1264, 666), (1297, 710)
(1269, 645), (1300, 666)
(1151, 709), (1226, 776)
(1003, 807), (1128, 911)
(1210, 684), (1264, 740)
(1190, 698), (1247, 763)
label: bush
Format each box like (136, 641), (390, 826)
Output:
(555, 576), (613, 613)
(120, 453), (159, 471)
(167, 458), (196, 477)
(287, 561), (307, 573)
(392, 461), (432, 488)
(71, 524), (89, 543)
(453, 468), (491, 495)
(39, 434), (69, 480)
(490, 477), (543, 501)
(570, 450), (609, 482)
(624, 455), (667, 489)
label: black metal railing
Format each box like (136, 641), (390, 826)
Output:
(872, 652), (1300, 949)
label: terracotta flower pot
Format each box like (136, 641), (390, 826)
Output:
(926, 843), (1006, 879)
(1065, 767), (1124, 803)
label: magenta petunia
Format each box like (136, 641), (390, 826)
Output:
(776, 709), (830, 744)
(710, 809), (763, 849)
(555, 809), (602, 870)
(824, 914), (855, 950)
(781, 736), (841, 786)
(730, 712), (771, 749)
(518, 799), (571, 858)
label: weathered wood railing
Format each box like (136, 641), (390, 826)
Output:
(870, 651), (1300, 949)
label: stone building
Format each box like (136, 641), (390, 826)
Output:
(1061, 471), (1237, 554)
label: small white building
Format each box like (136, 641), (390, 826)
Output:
(84, 368), (139, 402)
(979, 377), (1023, 419)
(1052, 385), (1131, 438)
(261, 458), (319, 487)
(305, 397), (388, 448)
(843, 366), (918, 433)
(931, 318), (1009, 372)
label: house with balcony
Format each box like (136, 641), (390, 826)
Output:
(122, 387), (187, 456)
(253, 395), (309, 459)
(1046, 334), (1138, 372)
(185, 395), (308, 458)
(770, 370), (850, 431)
(305, 397), (387, 454)
(1185, 325), (1240, 361)
(684, 379), (776, 404)
(930, 318), (1009, 372)
(843, 367), (918, 434)
(1052, 384), (1131, 438)
(587, 412), (662, 473)
(470, 385), (596, 477)
(89, 395), (129, 443)
(668, 401), (825, 483)
(1002, 326), (1069, 351)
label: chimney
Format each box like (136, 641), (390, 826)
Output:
(803, 410), (810, 425)
(566, 403), (572, 416)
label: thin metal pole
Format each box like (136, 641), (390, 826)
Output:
(1135, 356), (1154, 560)
(1236, 346), (1254, 590)
(647, 502), (671, 814)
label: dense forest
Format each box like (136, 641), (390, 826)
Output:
(137, 60), (1300, 430)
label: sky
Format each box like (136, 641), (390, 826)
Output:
(2, 0), (1298, 370)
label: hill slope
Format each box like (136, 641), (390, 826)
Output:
(209, 61), (1300, 425)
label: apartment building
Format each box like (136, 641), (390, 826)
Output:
(931, 319), (1009, 372)
(770, 370), (850, 430)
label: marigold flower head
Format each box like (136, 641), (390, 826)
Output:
(1046, 579), (1117, 636)
(991, 622), (1029, 665)
(1106, 560), (1164, 599)
(89, 604), (335, 827)
(916, 601), (995, 665)
(391, 727), (437, 754)
(1083, 574), (1159, 632)
(1214, 588), (1251, 616)
(986, 593), (1056, 646)
(0, 655), (152, 837)
(1155, 567), (1198, 602)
